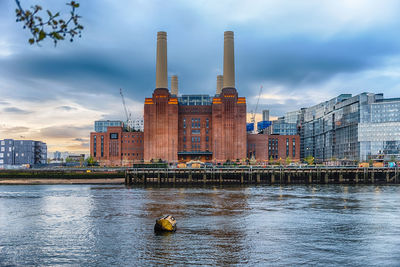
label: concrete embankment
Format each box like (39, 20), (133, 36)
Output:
(0, 169), (125, 185)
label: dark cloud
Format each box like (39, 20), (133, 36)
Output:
(0, 126), (30, 134)
(73, 138), (88, 142)
(235, 32), (400, 97)
(0, 101), (9, 105)
(3, 107), (31, 114)
(56, 106), (78, 111)
(2, 0), (400, 122)
(40, 125), (91, 139)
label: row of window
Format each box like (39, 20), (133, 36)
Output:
(183, 118), (210, 129)
(122, 153), (142, 157)
(183, 136), (210, 142)
(122, 140), (143, 143)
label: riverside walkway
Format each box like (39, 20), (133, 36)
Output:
(125, 167), (400, 185)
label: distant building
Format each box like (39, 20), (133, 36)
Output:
(262, 109), (270, 121)
(0, 139), (47, 167)
(66, 154), (85, 162)
(299, 93), (400, 162)
(53, 151), (61, 160)
(133, 118), (144, 132)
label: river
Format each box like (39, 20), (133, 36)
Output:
(0, 185), (399, 266)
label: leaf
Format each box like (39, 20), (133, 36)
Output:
(38, 30), (46, 41)
(28, 38), (35, 44)
(52, 32), (64, 40)
(47, 10), (52, 17)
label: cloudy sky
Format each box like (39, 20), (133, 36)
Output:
(1, 0), (400, 154)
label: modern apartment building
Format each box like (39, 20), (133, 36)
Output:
(0, 139), (47, 167)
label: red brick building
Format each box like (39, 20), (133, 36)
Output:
(144, 31), (246, 163)
(247, 134), (300, 163)
(89, 31), (300, 166)
(90, 126), (144, 166)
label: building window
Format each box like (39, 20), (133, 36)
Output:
(183, 118), (186, 128)
(101, 136), (104, 157)
(93, 135), (97, 157)
(192, 129), (200, 134)
(183, 137), (186, 142)
(110, 133), (118, 139)
(286, 138), (289, 157)
(293, 138), (296, 158)
(206, 136), (209, 142)
(206, 118), (209, 128)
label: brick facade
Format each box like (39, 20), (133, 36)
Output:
(90, 126), (144, 166)
(247, 134), (300, 163)
(144, 88), (246, 163)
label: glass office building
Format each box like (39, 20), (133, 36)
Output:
(359, 97), (400, 161)
(94, 120), (124, 133)
(299, 93), (400, 162)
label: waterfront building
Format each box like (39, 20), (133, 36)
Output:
(90, 126), (144, 166)
(247, 134), (300, 163)
(144, 31), (246, 163)
(0, 139), (47, 167)
(300, 93), (400, 162)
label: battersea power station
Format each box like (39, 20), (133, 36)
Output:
(90, 31), (300, 166)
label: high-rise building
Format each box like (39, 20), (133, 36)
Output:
(262, 109), (270, 121)
(0, 139), (47, 167)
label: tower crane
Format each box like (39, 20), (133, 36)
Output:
(120, 88), (133, 131)
(250, 85), (263, 132)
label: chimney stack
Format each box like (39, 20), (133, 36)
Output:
(216, 75), (223, 94)
(223, 31), (235, 89)
(171, 75), (178, 95)
(156, 31), (168, 89)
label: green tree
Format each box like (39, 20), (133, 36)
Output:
(305, 155), (314, 165)
(86, 156), (97, 166)
(285, 157), (292, 165)
(15, 0), (83, 46)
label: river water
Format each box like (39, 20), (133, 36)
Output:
(0, 185), (399, 266)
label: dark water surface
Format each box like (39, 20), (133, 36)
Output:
(0, 185), (399, 266)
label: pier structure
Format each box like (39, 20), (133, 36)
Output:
(125, 167), (399, 185)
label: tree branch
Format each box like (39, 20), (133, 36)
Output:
(15, 0), (83, 46)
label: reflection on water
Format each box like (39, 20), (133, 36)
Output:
(0, 185), (400, 266)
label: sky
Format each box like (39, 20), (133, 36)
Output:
(2, 0), (400, 154)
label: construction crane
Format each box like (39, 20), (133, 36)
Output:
(250, 85), (263, 132)
(120, 88), (133, 131)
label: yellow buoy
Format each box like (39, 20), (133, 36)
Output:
(154, 215), (177, 232)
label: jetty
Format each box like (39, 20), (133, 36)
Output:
(125, 167), (400, 185)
